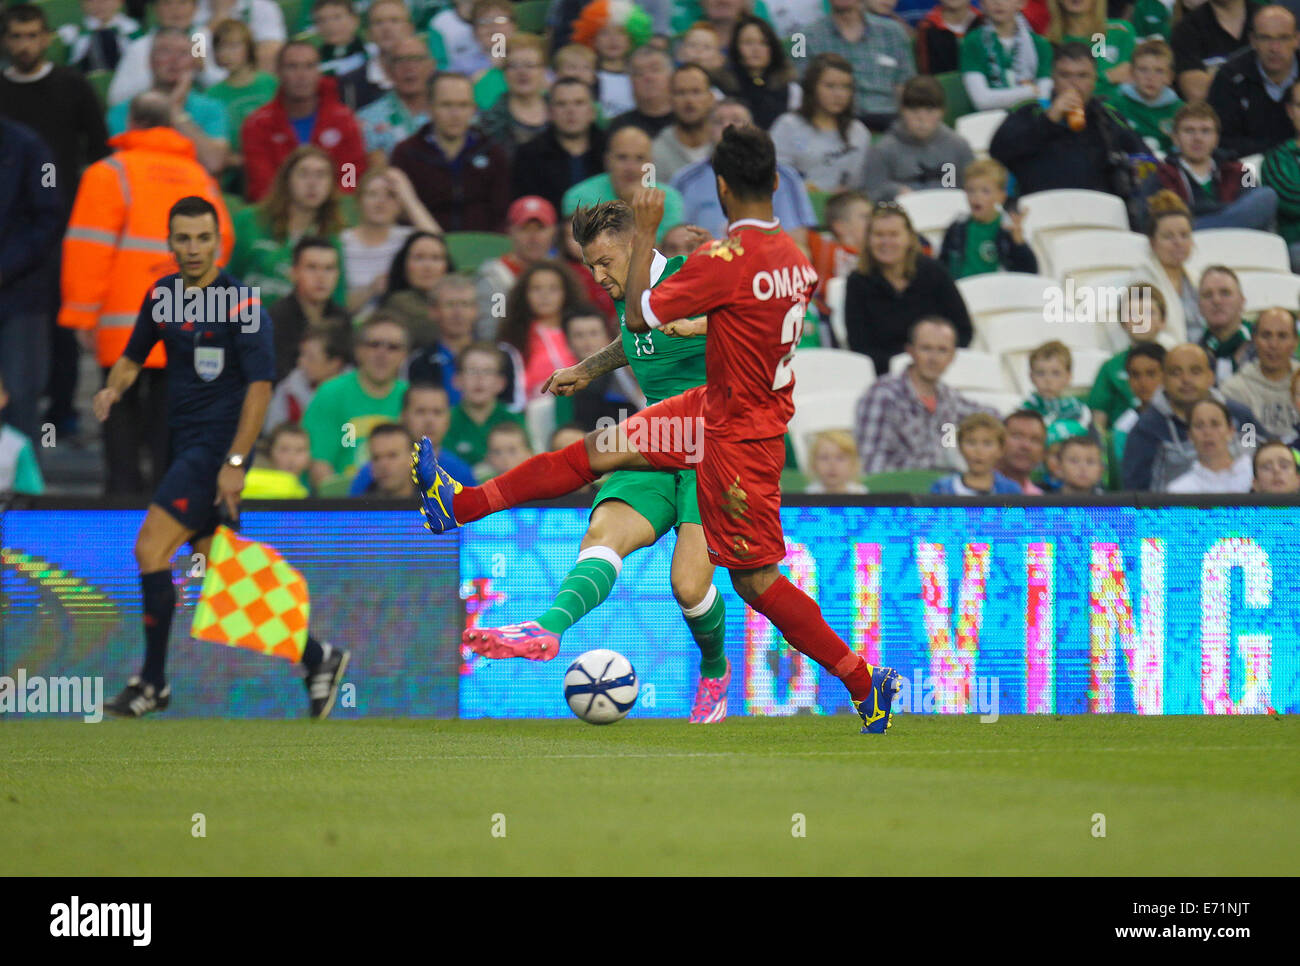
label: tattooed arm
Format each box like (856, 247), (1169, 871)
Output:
(541, 337), (628, 396)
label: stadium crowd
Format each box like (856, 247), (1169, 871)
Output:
(4, 0), (1300, 499)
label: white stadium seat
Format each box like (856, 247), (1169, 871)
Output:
(1017, 189), (1130, 269)
(1186, 228), (1290, 282)
(1045, 230), (1154, 285)
(896, 187), (970, 251)
(955, 109), (1007, 161)
(790, 347), (876, 402)
(825, 275), (847, 349)
(956, 272), (1060, 331)
(1236, 270), (1300, 316)
(525, 394), (556, 453)
(786, 390), (862, 469)
(963, 389), (1024, 416)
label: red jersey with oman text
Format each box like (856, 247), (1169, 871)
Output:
(639, 218), (817, 440)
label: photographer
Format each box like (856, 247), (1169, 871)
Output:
(990, 42), (1148, 207)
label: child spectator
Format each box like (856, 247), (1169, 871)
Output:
(960, 0), (1053, 112)
(1088, 285), (1169, 432)
(499, 261), (586, 398)
(313, 0), (367, 76)
(353, 422), (417, 497)
(1056, 434), (1106, 493)
(1022, 340), (1091, 430)
(1106, 37), (1183, 156)
(0, 375), (45, 495)
(930, 413), (1023, 494)
(484, 420), (535, 478)
(57, 0), (141, 74)
(916, 0), (983, 76)
(938, 158), (1038, 279)
(265, 327), (350, 432)
(1252, 440), (1300, 493)
(805, 430), (869, 494)
(1165, 398), (1253, 493)
(862, 76), (976, 202)
(242, 423), (313, 498)
(1039, 416), (1088, 491)
(573, 0), (654, 119)
(1109, 340), (1167, 478)
(808, 190), (870, 318)
(207, 19), (278, 193)
(445, 343), (528, 474)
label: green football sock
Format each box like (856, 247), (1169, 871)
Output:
(683, 586), (727, 678)
(536, 547), (621, 636)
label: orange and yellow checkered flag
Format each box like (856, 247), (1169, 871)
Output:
(191, 525), (309, 661)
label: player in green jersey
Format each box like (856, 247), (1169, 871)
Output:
(463, 201), (731, 722)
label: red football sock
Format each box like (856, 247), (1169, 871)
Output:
(453, 439), (595, 523)
(752, 576), (875, 702)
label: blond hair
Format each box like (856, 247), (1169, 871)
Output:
(957, 412), (1006, 445)
(1029, 339), (1073, 371)
(964, 158), (1008, 190)
(810, 429), (858, 461)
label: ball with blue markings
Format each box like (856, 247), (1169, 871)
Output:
(564, 649), (639, 724)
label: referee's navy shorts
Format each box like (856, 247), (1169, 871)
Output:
(152, 439), (244, 540)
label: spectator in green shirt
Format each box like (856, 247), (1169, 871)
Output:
(444, 342), (526, 476)
(228, 144), (348, 309)
(938, 158), (1038, 279)
(561, 126), (685, 242)
(303, 313), (410, 484)
(208, 18), (278, 194)
(1106, 36), (1183, 155)
(1048, 0), (1137, 100)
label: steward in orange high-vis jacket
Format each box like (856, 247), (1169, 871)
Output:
(59, 120), (233, 369)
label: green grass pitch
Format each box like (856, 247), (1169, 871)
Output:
(3, 715), (1297, 875)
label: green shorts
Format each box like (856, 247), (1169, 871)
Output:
(591, 469), (701, 538)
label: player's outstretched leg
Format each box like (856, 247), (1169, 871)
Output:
(412, 419), (657, 534)
(465, 503), (655, 660)
(733, 566), (901, 735)
(300, 636), (351, 718)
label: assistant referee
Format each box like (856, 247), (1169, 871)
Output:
(96, 196), (347, 718)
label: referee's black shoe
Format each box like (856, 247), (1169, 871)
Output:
(305, 643), (350, 719)
(105, 676), (171, 718)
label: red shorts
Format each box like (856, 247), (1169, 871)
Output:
(622, 386), (787, 569)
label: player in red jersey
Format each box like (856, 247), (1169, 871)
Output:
(413, 125), (902, 733)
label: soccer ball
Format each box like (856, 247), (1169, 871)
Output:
(563, 649), (639, 724)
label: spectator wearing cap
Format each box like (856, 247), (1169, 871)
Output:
(391, 72), (510, 232)
(476, 196), (557, 338)
(562, 126), (685, 243)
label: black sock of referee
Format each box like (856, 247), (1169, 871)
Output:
(139, 570), (175, 689)
(301, 636), (325, 669)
